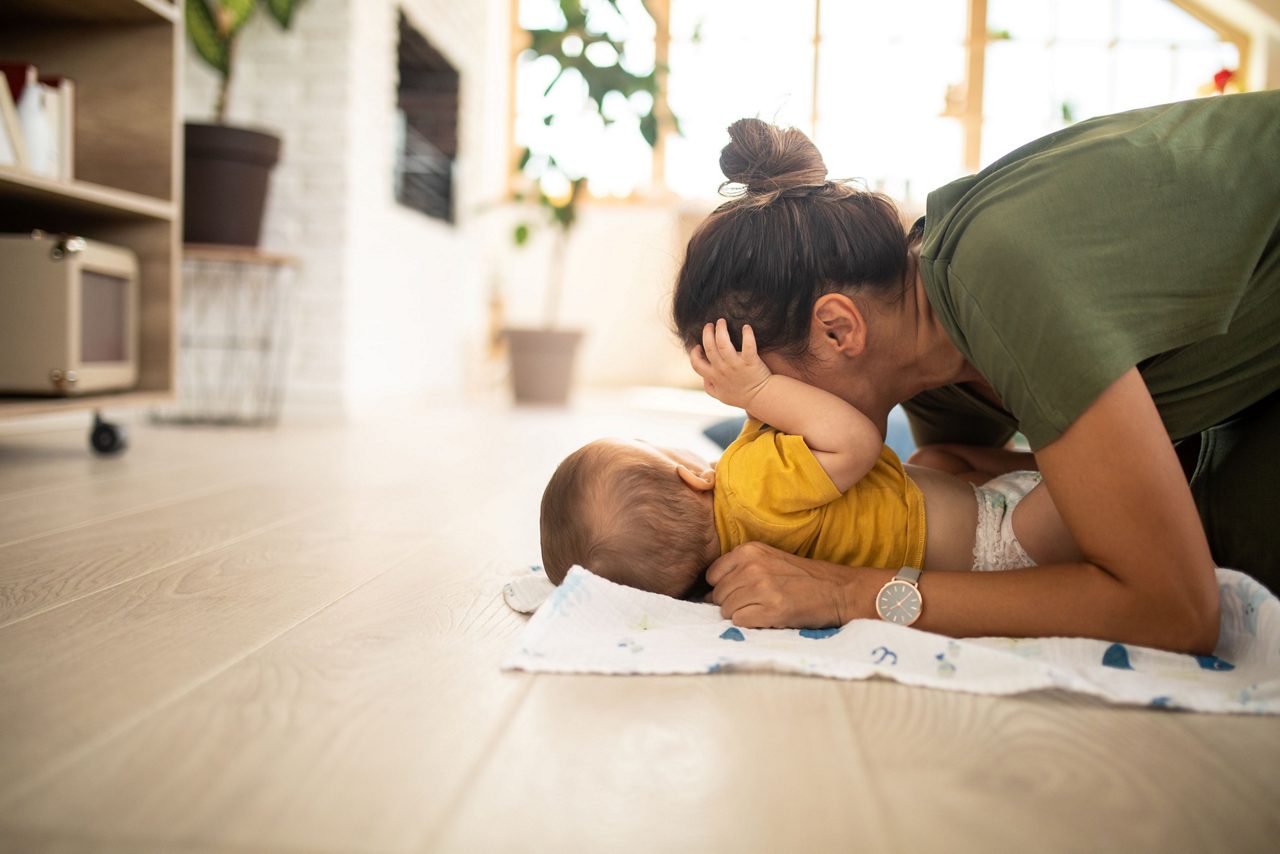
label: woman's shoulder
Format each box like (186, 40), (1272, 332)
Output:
(923, 93), (1280, 271)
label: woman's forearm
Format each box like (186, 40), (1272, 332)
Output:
(707, 543), (1217, 654)
(900, 370), (1222, 651)
(840, 560), (1218, 654)
(877, 368), (1218, 652)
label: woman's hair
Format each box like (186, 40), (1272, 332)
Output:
(540, 441), (709, 598)
(672, 118), (910, 359)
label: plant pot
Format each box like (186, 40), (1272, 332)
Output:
(183, 122), (282, 247)
(504, 327), (583, 406)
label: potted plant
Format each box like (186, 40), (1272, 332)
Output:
(503, 0), (670, 405)
(183, 0), (305, 247)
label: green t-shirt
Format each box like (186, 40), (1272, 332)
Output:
(912, 91), (1280, 450)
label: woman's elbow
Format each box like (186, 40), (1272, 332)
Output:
(1099, 560), (1221, 654)
(1184, 584), (1222, 656)
(1148, 574), (1221, 655)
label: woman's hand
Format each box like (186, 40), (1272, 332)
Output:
(706, 541), (871, 628)
(689, 319), (773, 410)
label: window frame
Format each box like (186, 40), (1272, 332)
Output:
(506, 0), (1251, 198)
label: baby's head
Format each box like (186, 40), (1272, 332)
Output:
(540, 439), (718, 598)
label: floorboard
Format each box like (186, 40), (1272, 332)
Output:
(0, 400), (1276, 853)
(0, 528), (428, 800)
(0, 562), (530, 852)
(429, 673), (895, 853)
(836, 681), (1280, 852)
(0, 482), (329, 627)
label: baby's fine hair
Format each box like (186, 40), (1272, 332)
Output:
(540, 441), (710, 598)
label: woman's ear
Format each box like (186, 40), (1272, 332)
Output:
(812, 293), (867, 358)
(676, 464), (716, 492)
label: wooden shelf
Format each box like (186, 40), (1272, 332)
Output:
(0, 390), (173, 419)
(0, 167), (175, 222)
(184, 244), (301, 267)
(0, 0), (177, 26)
(0, 0), (180, 424)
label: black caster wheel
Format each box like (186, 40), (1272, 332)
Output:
(90, 413), (128, 456)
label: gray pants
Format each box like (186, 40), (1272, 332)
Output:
(1190, 389), (1280, 592)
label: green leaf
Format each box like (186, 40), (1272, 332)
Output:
(186, 0), (230, 75)
(527, 28), (567, 57)
(263, 0), (301, 29)
(551, 203), (574, 230)
(558, 0), (587, 29)
(542, 66), (566, 98)
(514, 223), (531, 246)
(517, 148), (533, 170)
(639, 112), (657, 147)
(218, 0), (257, 35)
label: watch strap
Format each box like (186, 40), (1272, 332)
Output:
(895, 567), (922, 586)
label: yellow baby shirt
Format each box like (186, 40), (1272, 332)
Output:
(713, 419), (927, 570)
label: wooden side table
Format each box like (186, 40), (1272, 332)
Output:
(151, 245), (299, 426)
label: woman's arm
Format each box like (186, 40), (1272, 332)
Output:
(908, 443), (1037, 483)
(902, 387), (1017, 448)
(690, 319), (883, 493)
(706, 368), (1221, 654)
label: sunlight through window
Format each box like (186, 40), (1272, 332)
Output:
(983, 0), (1240, 166)
(512, 0), (1246, 203)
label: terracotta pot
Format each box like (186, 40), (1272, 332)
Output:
(504, 327), (583, 406)
(183, 122), (281, 247)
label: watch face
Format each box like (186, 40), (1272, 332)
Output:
(876, 580), (922, 626)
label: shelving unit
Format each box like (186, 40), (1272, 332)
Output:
(0, 0), (180, 440)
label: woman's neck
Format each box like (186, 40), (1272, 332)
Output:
(848, 258), (981, 428)
(900, 254), (979, 393)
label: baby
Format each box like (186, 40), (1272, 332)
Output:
(539, 319), (1081, 598)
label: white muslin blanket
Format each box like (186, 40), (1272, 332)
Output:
(502, 565), (1280, 714)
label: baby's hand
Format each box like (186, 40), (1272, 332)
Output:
(688, 319), (772, 410)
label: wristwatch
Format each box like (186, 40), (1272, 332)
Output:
(875, 567), (923, 626)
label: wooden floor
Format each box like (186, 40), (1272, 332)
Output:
(1, 400), (1278, 854)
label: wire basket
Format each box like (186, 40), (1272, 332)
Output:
(152, 246), (298, 426)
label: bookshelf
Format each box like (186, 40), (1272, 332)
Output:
(0, 0), (180, 437)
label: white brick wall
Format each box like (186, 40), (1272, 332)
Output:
(183, 0), (504, 418)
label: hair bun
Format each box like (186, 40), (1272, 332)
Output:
(719, 118), (828, 197)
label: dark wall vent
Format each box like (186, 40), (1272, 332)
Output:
(395, 11), (458, 223)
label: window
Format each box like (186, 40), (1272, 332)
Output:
(397, 12), (458, 223)
(981, 0), (1243, 166)
(513, 0), (658, 199)
(664, 0), (817, 198)
(511, 0), (1248, 203)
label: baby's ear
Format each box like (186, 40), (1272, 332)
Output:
(676, 464), (715, 492)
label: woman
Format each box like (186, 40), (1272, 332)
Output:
(672, 91), (1280, 653)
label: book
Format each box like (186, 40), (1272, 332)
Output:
(0, 73), (26, 168)
(0, 63), (75, 180)
(39, 75), (75, 180)
(15, 79), (56, 177)
(0, 62), (37, 103)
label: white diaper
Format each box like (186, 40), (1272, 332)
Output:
(971, 470), (1042, 571)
